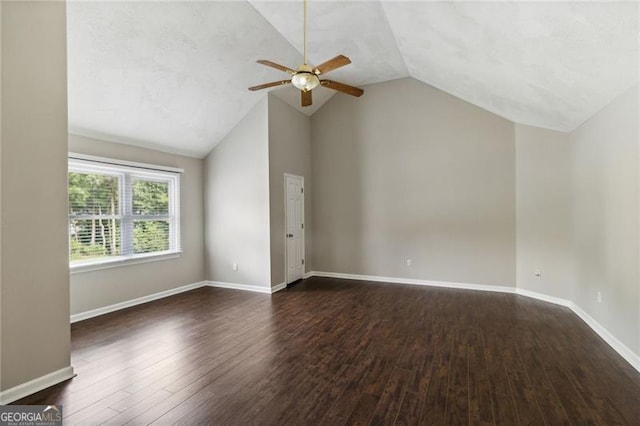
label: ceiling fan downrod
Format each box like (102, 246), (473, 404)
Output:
(303, 0), (308, 65)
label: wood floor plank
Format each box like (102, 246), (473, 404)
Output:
(419, 329), (453, 425)
(443, 346), (469, 425)
(394, 389), (422, 426)
(62, 390), (130, 424)
(11, 279), (640, 426)
(369, 367), (411, 425)
(467, 329), (495, 426)
(483, 330), (520, 424)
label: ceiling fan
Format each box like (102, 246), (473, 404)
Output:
(248, 0), (364, 107)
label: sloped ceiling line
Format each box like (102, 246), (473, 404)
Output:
(67, 1), (639, 158)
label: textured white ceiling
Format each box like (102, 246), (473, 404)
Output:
(381, 1), (639, 132)
(67, 1), (302, 157)
(67, 1), (639, 158)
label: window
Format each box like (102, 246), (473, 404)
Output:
(68, 154), (181, 270)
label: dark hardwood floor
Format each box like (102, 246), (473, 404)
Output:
(15, 277), (640, 425)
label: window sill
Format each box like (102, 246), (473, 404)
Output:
(70, 251), (182, 274)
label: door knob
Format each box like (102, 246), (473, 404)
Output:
(286, 233), (294, 238)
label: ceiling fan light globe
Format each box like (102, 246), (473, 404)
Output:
(292, 72), (320, 91)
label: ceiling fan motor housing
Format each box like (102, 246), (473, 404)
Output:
(292, 64), (320, 91)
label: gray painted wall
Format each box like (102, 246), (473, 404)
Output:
(310, 78), (516, 286)
(1, 1), (71, 390)
(68, 134), (205, 314)
(268, 95), (312, 285)
(570, 86), (639, 354)
(0, 0), (3, 392)
(515, 124), (573, 299)
(204, 98), (271, 287)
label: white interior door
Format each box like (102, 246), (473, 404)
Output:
(285, 174), (304, 284)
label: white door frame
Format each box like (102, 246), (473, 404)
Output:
(284, 173), (305, 284)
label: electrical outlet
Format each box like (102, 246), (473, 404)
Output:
(597, 291), (602, 303)
(406, 259), (412, 267)
(232, 263), (238, 272)
(534, 269), (542, 277)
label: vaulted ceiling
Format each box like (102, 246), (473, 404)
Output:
(67, 1), (638, 158)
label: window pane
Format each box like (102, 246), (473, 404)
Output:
(68, 158), (180, 267)
(69, 172), (119, 216)
(133, 220), (170, 254)
(132, 180), (169, 215)
(70, 219), (121, 261)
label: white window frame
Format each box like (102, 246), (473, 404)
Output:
(68, 154), (182, 273)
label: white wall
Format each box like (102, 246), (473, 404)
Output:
(515, 124), (573, 299)
(68, 134), (205, 314)
(268, 95), (312, 286)
(1, 1), (71, 390)
(204, 98), (271, 288)
(570, 86), (639, 354)
(311, 78), (516, 286)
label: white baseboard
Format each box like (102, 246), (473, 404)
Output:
(569, 303), (640, 372)
(309, 271), (515, 294)
(0, 366), (75, 405)
(303, 271), (314, 279)
(207, 281), (273, 294)
(71, 279), (287, 324)
(271, 282), (287, 293)
(306, 270), (640, 373)
(515, 288), (571, 307)
(207, 280), (287, 294)
(70, 281), (208, 323)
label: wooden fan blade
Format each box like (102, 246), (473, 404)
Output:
(320, 80), (364, 97)
(313, 55), (351, 75)
(256, 60), (295, 74)
(301, 90), (312, 107)
(248, 80), (291, 91)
